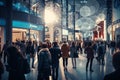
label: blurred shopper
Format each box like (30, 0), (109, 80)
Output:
(19, 40), (26, 57)
(92, 41), (97, 55)
(76, 42), (82, 54)
(61, 41), (70, 70)
(96, 41), (106, 65)
(1, 41), (10, 63)
(110, 40), (116, 55)
(26, 41), (32, 67)
(7, 46), (26, 80)
(37, 41), (42, 60)
(104, 42), (120, 80)
(70, 42), (78, 68)
(84, 42), (94, 72)
(37, 43), (51, 80)
(31, 41), (36, 68)
(49, 42), (62, 80)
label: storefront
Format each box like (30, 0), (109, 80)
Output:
(12, 20), (43, 42)
(12, 28), (41, 42)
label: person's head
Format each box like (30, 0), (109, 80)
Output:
(42, 42), (48, 48)
(52, 42), (58, 47)
(112, 52), (120, 70)
(21, 40), (25, 43)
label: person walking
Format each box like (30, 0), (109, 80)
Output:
(61, 41), (70, 70)
(84, 42), (94, 72)
(96, 41), (106, 65)
(37, 43), (51, 80)
(49, 42), (62, 80)
(76, 42), (82, 54)
(70, 41), (78, 68)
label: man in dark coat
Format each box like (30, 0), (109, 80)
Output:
(49, 42), (61, 80)
(37, 43), (51, 80)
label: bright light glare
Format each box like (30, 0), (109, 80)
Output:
(45, 7), (58, 24)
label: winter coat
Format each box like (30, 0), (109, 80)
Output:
(61, 43), (70, 58)
(38, 48), (51, 77)
(84, 46), (94, 58)
(49, 46), (61, 68)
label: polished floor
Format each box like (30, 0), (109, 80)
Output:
(1, 48), (114, 80)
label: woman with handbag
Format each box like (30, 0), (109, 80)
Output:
(70, 41), (78, 69)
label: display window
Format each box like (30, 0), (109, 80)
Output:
(12, 28), (40, 42)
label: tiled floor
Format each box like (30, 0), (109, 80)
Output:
(1, 48), (114, 80)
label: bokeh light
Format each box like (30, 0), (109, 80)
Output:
(76, 18), (95, 31)
(80, 6), (91, 17)
(45, 7), (58, 24)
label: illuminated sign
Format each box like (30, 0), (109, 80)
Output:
(12, 20), (43, 30)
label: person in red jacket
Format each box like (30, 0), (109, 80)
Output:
(61, 41), (70, 70)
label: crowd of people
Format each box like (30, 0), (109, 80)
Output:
(0, 39), (120, 80)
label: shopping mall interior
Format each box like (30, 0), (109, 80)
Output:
(0, 0), (120, 80)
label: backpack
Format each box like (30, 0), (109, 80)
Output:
(39, 51), (51, 76)
(41, 51), (51, 69)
